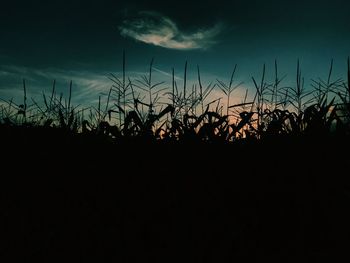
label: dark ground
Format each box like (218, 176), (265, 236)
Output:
(1, 126), (350, 262)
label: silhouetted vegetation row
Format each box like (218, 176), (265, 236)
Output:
(2, 57), (350, 263)
(1, 56), (350, 144)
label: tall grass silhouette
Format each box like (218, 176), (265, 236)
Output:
(2, 56), (350, 263)
(1, 56), (350, 143)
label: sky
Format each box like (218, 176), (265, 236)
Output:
(1, 0), (350, 106)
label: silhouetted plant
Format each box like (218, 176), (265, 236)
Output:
(1, 57), (350, 142)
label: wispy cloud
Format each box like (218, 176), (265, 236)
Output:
(119, 11), (223, 50)
(153, 67), (182, 80)
(0, 65), (185, 106)
(0, 66), (112, 104)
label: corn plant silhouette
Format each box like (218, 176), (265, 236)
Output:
(1, 56), (350, 143)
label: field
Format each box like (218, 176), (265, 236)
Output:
(1, 58), (350, 262)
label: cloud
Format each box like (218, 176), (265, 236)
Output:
(153, 67), (182, 80)
(119, 11), (223, 50)
(0, 66), (112, 104)
(0, 65), (182, 106)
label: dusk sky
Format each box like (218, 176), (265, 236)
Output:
(1, 0), (350, 104)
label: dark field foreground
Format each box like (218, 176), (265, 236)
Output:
(1, 128), (350, 262)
